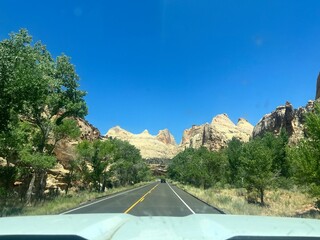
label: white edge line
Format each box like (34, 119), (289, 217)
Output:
(60, 183), (154, 215)
(167, 182), (195, 214)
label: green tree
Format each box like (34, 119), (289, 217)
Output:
(168, 147), (227, 188)
(225, 138), (243, 186)
(240, 137), (276, 205)
(168, 148), (195, 184)
(76, 139), (150, 191)
(20, 151), (56, 204)
(185, 148), (212, 188)
(289, 103), (320, 198)
(0, 29), (87, 204)
(51, 119), (81, 153)
(77, 140), (114, 192)
(22, 119), (81, 204)
(0, 29), (37, 131)
(263, 131), (290, 178)
(111, 139), (150, 186)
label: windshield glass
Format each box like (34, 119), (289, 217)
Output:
(0, 0), (319, 223)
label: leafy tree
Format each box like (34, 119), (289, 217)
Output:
(289, 103), (320, 198)
(225, 138), (243, 186)
(76, 139), (150, 191)
(0, 29), (37, 131)
(203, 148), (228, 187)
(111, 139), (150, 186)
(168, 147), (227, 188)
(0, 120), (30, 166)
(0, 28), (86, 151)
(263, 131), (290, 178)
(64, 158), (80, 195)
(51, 119), (81, 153)
(77, 140), (114, 192)
(184, 148), (212, 188)
(240, 137), (276, 205)
(20, 151), (56, 205)
(168, 148), (195, 184)
(0, 29), (87, 203)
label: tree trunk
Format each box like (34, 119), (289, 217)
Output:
(65, 170), (73, 195)
(101, 175), (107, 192)
(259, 188), (264, 206)
(38, 170), (47, 202)
(26, 171), (36, 206)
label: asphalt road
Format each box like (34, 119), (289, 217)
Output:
(62, 182), (222, 216)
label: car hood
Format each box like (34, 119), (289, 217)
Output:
(0, 214), (319, 240)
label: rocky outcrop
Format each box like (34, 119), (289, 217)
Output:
(53, 140), (78, 168)
(54, 117), (101, 168)
(105, 126), (179, 159)
(46, 163), (69, 193)
(180, 114), (254, 151)
(253, 73), (320, 143)
(76, 118), (101, 140)
(253, 100), (314, 144)
(50, 118), (101, 192)
(156, 129), (176, 145)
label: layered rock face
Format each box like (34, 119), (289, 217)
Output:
(253, 101), (314, 144)
(180, 114), (254, 151)
(49, 118), (101, 192)
(105, 126), (179, 159)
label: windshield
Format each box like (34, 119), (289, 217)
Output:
(0, 0), (319, 225)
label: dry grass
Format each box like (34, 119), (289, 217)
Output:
(175, 183), (320, 219)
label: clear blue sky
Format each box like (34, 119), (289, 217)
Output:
(1, 0), (320, 143)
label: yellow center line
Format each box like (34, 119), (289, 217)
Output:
(124, 184), (159, 214)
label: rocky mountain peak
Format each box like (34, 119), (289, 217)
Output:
(109, 126), (126, 134)
(106, 126), (132, 140)
(139, 129), (151, 137)
(237, 118), (248, 124)
(156, 129), (177, 145)
(211, 113), (235, 128)
(237, 118), (254, 135)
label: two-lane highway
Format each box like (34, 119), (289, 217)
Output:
(62, 182), (222, 216)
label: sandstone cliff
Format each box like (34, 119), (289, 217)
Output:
(105, 126), (179, 159)
(253, 100), (314, 144)
(49, 118), (101, 192)
(180, 114), (254, 151)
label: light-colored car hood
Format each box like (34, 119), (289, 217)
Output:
(0, 214), (319, 239)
